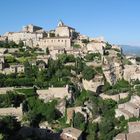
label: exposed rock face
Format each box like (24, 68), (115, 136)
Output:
(102, 50), (123, 85)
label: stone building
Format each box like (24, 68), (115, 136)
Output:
(55, 20), (76, 38)
(3, 21), (79, 49)
(60, 127), (83, 140)
(128, 122), (140, 133)
(66, 106), (92, 124)
(115, 95), (140, 119)
(39, 37), (71, 49)
(0, 105), (23, 121)
(37, 85), (72, 102)
(22, 24), (43, 33)
(3, 24), (47, 47)
(9, 64), (24, 73)
(114, 121), (140, 140)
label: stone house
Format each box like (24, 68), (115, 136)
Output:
(0, 105), (23, 121)
(115, 95), (140, 119)
(55, 20), (76, 38)
(128, 122), (140, 133)
(114, 121), (140, 140)
(60, 127), (82, 140)
(37, 85), (72, 103)
(0, 87), (14, 94)
(9, 64), (24, 73)
(66, 106), (92, 124)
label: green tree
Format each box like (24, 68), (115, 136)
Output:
(46, 47), (50, 55)
(87, 123), (99, 140)
(82, 66), (96, 81)
(73, 112), (85, 130)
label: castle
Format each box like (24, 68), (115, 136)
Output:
(1, 20), (105, 51)
(2, 21), (80, 49)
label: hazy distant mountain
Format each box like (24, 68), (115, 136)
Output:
(120, 45), (140, 56)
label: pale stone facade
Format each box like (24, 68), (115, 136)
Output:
(128, 122), (140, 133)
(0, 106), (22, 121)
(55, 20), (76, 38)
(100, 92), (129, 102)
(4, 31), (45, 45)
(22, 24), (43, 33)
(0, 87), (14, 94)
(114, 121), (140, 140)
(37, 85), (71, 102)
(60, 127), (82, 140)
(10, 64), (24, 73)
(38, 37), (71, 49)
(89, 36), (105, 42)
(3, 21), (78, 49)
(115, 95), (140, 119)
(2, 64), (24, 74)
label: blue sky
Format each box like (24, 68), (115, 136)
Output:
(0, 0), (140, 45)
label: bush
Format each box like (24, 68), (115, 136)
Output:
(82, 66), (96, 81)
(85, 53), (101, 61)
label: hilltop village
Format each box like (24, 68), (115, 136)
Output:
(0, 21), (140, 140)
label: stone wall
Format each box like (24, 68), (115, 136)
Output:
(0, 106), (22, 120)
(37, 85), (71, 102)
(38, 37), (71, 49)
